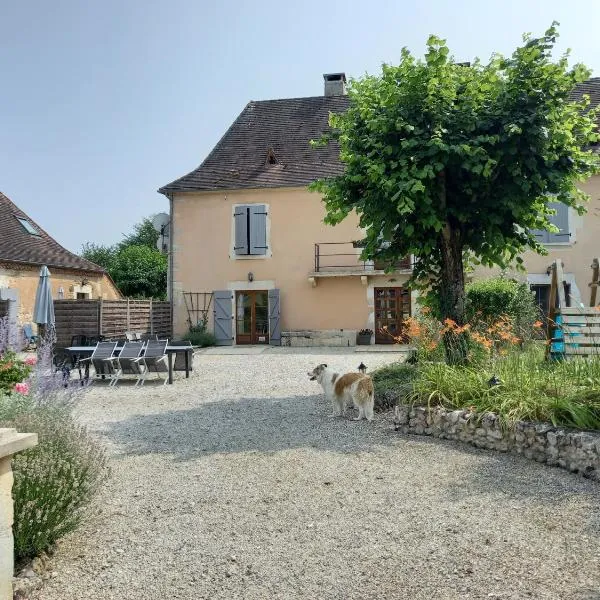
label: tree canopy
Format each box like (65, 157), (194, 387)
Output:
(81, 216), (167, 299)
(312, 24), (600, 350)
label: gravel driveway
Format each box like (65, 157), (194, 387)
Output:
(35, 349), (600, 600)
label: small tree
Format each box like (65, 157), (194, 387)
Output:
(81, 242), (116, 271)
(312, 24), (599, 363)
(119, 217), (160, 251)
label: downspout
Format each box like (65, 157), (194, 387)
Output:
(167, 193), (174, 330)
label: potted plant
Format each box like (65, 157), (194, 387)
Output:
(356, 328), (373, 345)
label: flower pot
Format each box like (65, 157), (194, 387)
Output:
(357, 334), (372, 346)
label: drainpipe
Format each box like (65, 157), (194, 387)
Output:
(167, 193), (174, 331)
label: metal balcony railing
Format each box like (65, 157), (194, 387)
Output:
(314, 242), (412, 273)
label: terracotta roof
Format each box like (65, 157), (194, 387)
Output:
(159, 95), (350, 193)
(0, 191), (105, 273)
(159, 79), (600, 194)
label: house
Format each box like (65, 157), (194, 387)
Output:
(159, 74), (600, 345)
(0, 191), (121, 325)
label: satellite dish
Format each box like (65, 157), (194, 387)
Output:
(152, 213), (170, 234)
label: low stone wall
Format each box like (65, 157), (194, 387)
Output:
(281, 329), (357, 347)
(393, 405), (600, 481)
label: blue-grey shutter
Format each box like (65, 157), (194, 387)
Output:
(234, 207), (249, 255)
(249, 204), (267, 255)
(531, 227), (549, 244)
(213, 290), (233, 345)
(548, 201), (569, 243)
(268, 288), (281, 346)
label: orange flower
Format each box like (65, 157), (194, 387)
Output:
(443, 318), (457, 329)
(533, 320), (543, 328)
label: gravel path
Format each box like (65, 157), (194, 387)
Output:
(35, 349), (600, 600)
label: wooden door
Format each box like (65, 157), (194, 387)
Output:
(374, 287), (411, 344)
(236, 291), (270, 344)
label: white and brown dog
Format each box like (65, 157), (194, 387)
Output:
(307, 363), (375, 421)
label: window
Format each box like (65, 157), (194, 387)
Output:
(532, 201), (570, 244)
(234, 204), (268, 256)
(530, 283), (571, 319)
(16, 217), (39, 235)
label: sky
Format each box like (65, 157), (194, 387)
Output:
(2, 0), (600, 254)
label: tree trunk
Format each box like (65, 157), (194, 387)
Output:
(437, 171), (468, 364)
(438, 223), (468, 365)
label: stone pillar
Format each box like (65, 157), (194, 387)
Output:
(0, 428), (38, 600)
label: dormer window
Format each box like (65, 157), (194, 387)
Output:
(16, 217), (40, 235)
(265, 148), (278, 165)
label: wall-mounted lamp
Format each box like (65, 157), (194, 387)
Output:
(81, 278), (89, 287)
(248, 272), (254, 282)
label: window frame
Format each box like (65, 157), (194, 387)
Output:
(15, 216), (40, 236)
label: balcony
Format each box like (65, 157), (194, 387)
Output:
(310, 242), (412, 286)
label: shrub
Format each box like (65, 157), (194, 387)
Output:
(371, 362), (418, 410)
(466, 277), (540, 340)
(2, 405), (108, 559)
(0, 351), (33, 393)
(183, 330), (217, 347)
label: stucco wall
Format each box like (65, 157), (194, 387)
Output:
(0, 263), (121, 325)
(171, 187), (414, 338)
(474, 175), (600, 303)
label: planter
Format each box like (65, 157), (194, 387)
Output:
(356, 334), (372, 345)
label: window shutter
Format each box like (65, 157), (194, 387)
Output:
(234, 207), (249, 255)
(531, 228), (549, 244)
(268, 288), (281, 346)
(213, 290), (234, 345)
(548, 201), (569, 243)
(249, 205), (267, 255)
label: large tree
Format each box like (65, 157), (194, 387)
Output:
(81, 216), (167, 299)
(312, 24), (600, 362)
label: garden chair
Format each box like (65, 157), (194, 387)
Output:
(112, 341), (145, 386)
(78, 342), (119, 385)
(23, 323), (38, 349)
(136, 339), (168, 386)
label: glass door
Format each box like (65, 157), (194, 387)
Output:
(374, 287), (411, 344)
(236, 291), (270, 344)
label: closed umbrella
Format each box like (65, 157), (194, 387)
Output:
(33, 265), (55, 338)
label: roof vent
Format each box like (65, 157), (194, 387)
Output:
(323, 73), (347, 97)
(265, 147), (278, 165)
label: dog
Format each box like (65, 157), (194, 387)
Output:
(307, 363), (374, 421)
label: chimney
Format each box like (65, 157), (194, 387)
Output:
(323, 73), (347, 97)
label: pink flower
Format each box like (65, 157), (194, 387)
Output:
(14, 382), (29, 395)
(24, 356), (37, 366)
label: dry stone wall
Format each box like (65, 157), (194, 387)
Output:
(393, 404), (600, 481)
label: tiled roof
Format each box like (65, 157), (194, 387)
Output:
(0, 191), (105, 273)
(159, 95), (350, 193)
(159, 78), (600, 194)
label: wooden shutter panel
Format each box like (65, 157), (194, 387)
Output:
(249, 205), (267, 255)
(234, 207), (249, 255)
(213, 290), (234, 345)
(548, 201), (569, 243)
(268, 288), (281, 346)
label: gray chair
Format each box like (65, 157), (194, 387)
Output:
(137, 339), (168, 386)
(78, 342), (119, 385)
(113, 341), (145, 386)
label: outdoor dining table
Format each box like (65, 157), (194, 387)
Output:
(64, 344), (195, 384)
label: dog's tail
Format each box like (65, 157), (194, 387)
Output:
(356, 376), (375, 414)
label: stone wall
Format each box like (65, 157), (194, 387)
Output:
(393, 404), (600, 481)
(281, 329), (357, 347)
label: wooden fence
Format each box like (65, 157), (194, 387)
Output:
(54, 299), (171, 348)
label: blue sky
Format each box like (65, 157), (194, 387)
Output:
(2, 0), (600, 253)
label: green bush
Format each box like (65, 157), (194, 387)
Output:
(371, 363), (418, 411)
(183, 330), (217, 347)
(1, 404), (108, 559)
(466, 277), (540, 340)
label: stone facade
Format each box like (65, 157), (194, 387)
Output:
(0, 263), (120, 326)
(393, 404), (600, 481)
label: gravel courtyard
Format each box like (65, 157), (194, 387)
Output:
(35, 348), (600, 600)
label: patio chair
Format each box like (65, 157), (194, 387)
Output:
(23, 323), (38, 349)
(112, 341), (145, 386)
(78, 342), (119, 385)
(137, 339), (168, 386)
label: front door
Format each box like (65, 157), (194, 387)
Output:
(374, 287), (411, 344)
(236, 291), (270, 344)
